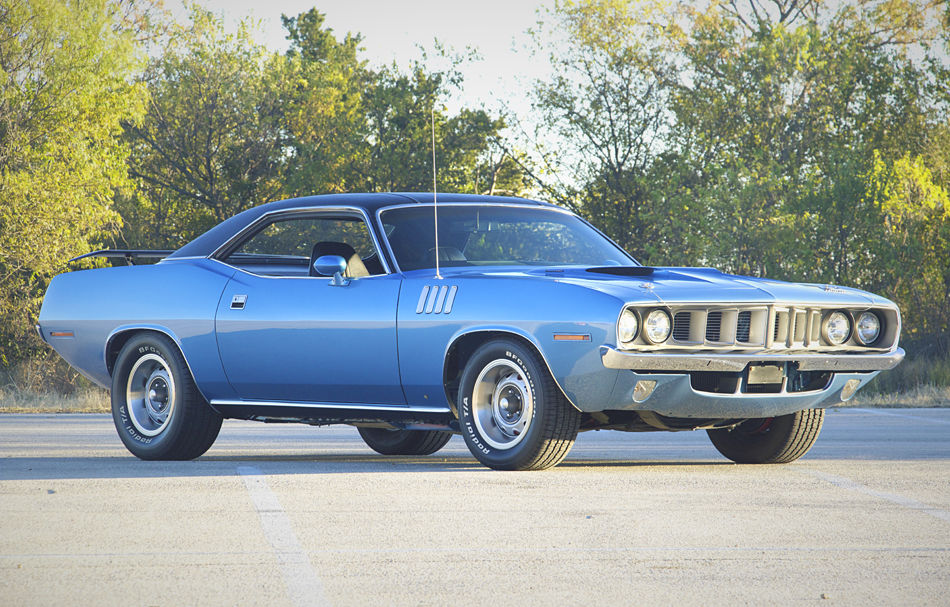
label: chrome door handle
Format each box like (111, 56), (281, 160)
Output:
(230, 294), (247, 310)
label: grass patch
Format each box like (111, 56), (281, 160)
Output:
(0, 387), (109, 413)
(849, 384), (950, 408)
(862, 353), (950, 394)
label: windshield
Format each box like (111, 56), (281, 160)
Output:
(379, 205), (636, 271)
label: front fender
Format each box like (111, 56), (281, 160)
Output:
(397, 273), (626, 411)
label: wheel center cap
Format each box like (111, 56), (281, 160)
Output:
(147, 379), (168, 412)
(498, 386), (523, 421)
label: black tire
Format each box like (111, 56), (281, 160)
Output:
(457, 339), (580, 471)
(706, 409), (824, 464)
(111, 333), (222, 460)
(357, 427), (452, 456)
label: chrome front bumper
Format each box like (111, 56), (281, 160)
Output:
(595, 346), (904, 418)
(601, 346), (905, 373)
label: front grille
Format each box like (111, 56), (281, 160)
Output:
(622, 303), (894, 352)
(736, 311), (751, 342)
(706, 311), (722, 341)
(673, 312), (692, 341)
(647, 306), (767, 348)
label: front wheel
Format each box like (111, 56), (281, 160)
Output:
(357, 427), (452, 456)
(706, 409), (824, 464)
(458, 339), (580, 471)
(111, 333), (222, 460)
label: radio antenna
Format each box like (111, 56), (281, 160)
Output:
(431, 105), (442, 279)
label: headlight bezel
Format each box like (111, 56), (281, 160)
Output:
(821, 310), (852, 346)
(643, 308), (673, 344)
(854, 311), (883, 346)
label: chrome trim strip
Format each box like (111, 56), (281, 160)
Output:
(443, 285), (458, 313)
(601, 346), (905, 372)
(442, 326), (584, 413)
(434, 285), (448, 313)
(210, 206), (392, 275)
(416, 286), (430, 313)
(424, 287), (438, 313)
(623, 300), (901, 309)
(210, 399), (452, 414)
(104, 325), (211, 402)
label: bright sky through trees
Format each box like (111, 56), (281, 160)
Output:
(168, 0), (555, 116)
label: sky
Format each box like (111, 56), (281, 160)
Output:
(168, 0), (558, 118)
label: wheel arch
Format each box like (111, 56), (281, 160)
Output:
(442, 328), (580, 416)
(105, 325), (208, 403)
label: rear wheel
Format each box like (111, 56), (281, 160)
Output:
(706, 409), (824, 464)
(357, 427), (452, 456)
(111, 333), (222, 460)
(458, 339), (580, 470)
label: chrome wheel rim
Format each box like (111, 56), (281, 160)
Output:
(126, 353), (176, 437)
(471, 359), (534, 450)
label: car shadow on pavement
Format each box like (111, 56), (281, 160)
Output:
(0, 454), (740, 481)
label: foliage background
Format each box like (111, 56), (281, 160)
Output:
(1, 0), (947, 397)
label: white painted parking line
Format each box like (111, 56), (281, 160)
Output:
(238, 465), (330, 607)
(848, 408), (950, 425)
(806, 469), (950, 524)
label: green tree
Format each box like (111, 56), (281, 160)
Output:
(532, 0), (949, 349)
(667, 0), (949, 352)
(356, 61), (521, 194)
(279, 8), (368, 196)
(863, 152), (950, 350)
(670, 0), (942, 279)
(0, 0), (145, 369)
(118, 8), (287, 248)
(529, 0), (691, 265)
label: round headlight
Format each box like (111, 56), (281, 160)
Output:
(644, 309), (672, 344)
(618, 309), (639, 344)
(823, 311), (851, 345)
(855, 312), (882, 345)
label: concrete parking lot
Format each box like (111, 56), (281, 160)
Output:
(1, 408), (948, 606)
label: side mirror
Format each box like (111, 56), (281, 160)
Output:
(313, 255), (349, 286)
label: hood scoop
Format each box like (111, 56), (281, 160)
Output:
(586, 266), (655, 277)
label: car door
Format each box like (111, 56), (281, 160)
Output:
(213, 210), (406, 405)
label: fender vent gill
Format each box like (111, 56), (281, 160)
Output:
(416, 285), (458, 314)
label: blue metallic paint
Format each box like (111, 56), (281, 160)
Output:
(38, 193), (903, 427)
(214, 270), (405, 404)
(40, 259), (236, 398)
(396, 268), (624, 411)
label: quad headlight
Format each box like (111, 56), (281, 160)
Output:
(822, 311), (851, 345)
(618, 309), (639, 344)
(643, 309), (672, 344)
(855, 311), (882, 345)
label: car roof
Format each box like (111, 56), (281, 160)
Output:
(167, 192), (559, 259)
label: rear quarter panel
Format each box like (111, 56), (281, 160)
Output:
(38, 259), (235, 399)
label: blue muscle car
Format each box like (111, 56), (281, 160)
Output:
(38, 193), (904, 470)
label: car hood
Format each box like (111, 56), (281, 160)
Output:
(452, 266), (890, 307)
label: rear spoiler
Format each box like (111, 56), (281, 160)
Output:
(68, 249), (175, 266)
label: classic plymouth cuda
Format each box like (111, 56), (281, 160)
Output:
(38, 193), (904, 470)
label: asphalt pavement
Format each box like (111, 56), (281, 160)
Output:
(1, 408), (948, 606)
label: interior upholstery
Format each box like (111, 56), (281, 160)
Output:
(309, 241), (370, 278)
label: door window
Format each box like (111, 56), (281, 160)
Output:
(221, 214), (386, 276)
